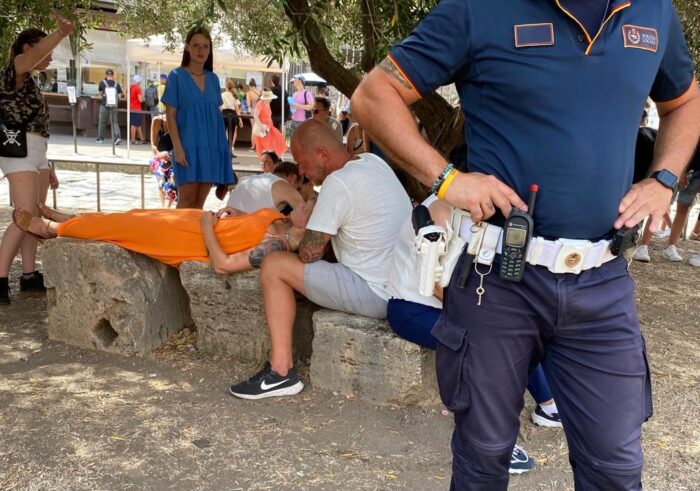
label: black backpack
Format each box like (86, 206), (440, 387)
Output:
(304, 91), (313, 119)
(145, 84), (159, 107)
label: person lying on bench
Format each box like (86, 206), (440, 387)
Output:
(12, 201), (314, 272)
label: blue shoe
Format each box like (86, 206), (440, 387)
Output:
(532, 404), (563, 428)
(509, 445), (535, 474)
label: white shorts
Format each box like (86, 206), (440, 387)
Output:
(0, 133), (50, 176)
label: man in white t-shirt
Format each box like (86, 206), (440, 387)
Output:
(219, 162), (307, 215)
(230, 120), (412, 400)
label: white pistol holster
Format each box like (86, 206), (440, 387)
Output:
(415, 225), (448, 296)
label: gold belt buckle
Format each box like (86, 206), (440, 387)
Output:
(553, 239), (592, 274)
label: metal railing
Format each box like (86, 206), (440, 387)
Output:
(48, 158), (148, 212)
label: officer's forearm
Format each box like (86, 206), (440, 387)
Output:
(653, 82), (700, 176)
(352, 68), (447, 187)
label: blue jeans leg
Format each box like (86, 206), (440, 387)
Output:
(386, 298), (440, 349)
(527, 364), (553, 404)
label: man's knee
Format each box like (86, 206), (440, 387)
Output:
(571, 452), (643, 491)
(451, 431), (511, 490)
(260, 251), (304, 287)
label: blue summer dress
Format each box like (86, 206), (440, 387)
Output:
(161, 68), (235, 186)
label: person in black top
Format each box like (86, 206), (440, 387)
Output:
(96, 68), (123, 144)
(269, 74), (289, 132)
(0, 15), (73, 304)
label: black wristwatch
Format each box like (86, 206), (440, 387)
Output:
(648, 169), (678, 191)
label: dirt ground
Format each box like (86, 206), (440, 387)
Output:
(0, 208), (698, 491)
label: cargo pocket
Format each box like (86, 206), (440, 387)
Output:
(434, 310), (471, 412)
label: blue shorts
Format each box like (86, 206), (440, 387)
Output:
(678, 171), (699, 207)
(130, 113), (142, 126)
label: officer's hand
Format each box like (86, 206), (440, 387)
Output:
(442, 172), (527, 222)
(615, 178), (672, 232)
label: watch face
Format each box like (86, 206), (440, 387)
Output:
(655, 169), (678, 189)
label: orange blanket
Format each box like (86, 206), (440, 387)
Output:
(56, 208), (284, 267)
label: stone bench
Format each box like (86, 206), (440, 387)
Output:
(310, 309), (440, 406)
(179, 262), (317, 363)
(42, 239), (192, 356)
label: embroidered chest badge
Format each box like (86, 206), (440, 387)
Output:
(622, 25), (658, 52)
(514, 23), (554, 48)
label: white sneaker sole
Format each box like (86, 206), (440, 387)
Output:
(229, 381), (304, 400)
(509, 467), (533, 475)
(531, 411), (563, 428)
(633, 255), (650, 263)
(661, 255), (683, 262)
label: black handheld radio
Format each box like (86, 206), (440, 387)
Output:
(499, 184), (538, 282)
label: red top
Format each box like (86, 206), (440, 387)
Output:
(130, 84), (142, 110)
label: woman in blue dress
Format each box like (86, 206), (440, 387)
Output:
(162, 26), (235, 209)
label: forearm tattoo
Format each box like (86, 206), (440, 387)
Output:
(378, 57), (413, 91)
(299, 229), (331, 264)
(248, 237), (287, 268)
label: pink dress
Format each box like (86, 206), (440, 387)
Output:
(253, 103), (287, 159)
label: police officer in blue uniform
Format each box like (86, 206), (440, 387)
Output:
(352, 0), (700, 489)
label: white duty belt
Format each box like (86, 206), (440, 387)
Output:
(452, 210), (617, 275)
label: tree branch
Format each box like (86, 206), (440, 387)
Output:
(282, 0), (360, 97)
(360, 0), (380, 73)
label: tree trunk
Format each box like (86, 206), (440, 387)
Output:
(282, 0), (465, 201)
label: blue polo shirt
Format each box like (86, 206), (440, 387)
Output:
(389, 0), (694, 239)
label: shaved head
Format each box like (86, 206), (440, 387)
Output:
(291, 120), (352, 184)
(291, 119), (344, 153)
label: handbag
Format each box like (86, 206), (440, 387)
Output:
(0, 106), (40, 159)
(252, 120), (268, 138)
(156, 132), (174, 152)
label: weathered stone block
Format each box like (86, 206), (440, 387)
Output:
(179, 262), (316, 363)
(42, 238), (192, 356)
(310, 309), (439, 406)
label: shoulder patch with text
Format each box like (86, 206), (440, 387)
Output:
(622, 25), (658, 52)
(514, 23), (554, 48)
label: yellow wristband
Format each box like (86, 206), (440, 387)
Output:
(437, 169), (459, 200)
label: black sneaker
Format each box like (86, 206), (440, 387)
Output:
(531, 404), (563, 428)
(96, 138), (104, 143)
(0, 277), (9, 304)
(114, 138), (122, 145)
(229, 362), (304, 400)
(20, 271), (46, 292)
(509, 445), (535, 474)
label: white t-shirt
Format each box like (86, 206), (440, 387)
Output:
(226, 173), (283, 212)
(306, 153), (412, 300)
(386, 195), (442, 308)
(221, 91), (238, 110)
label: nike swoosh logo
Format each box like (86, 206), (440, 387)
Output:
(261, 379), (289, 390)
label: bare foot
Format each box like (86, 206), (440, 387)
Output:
(12, 209), (53, 239)
(38, 203), (73, 223)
